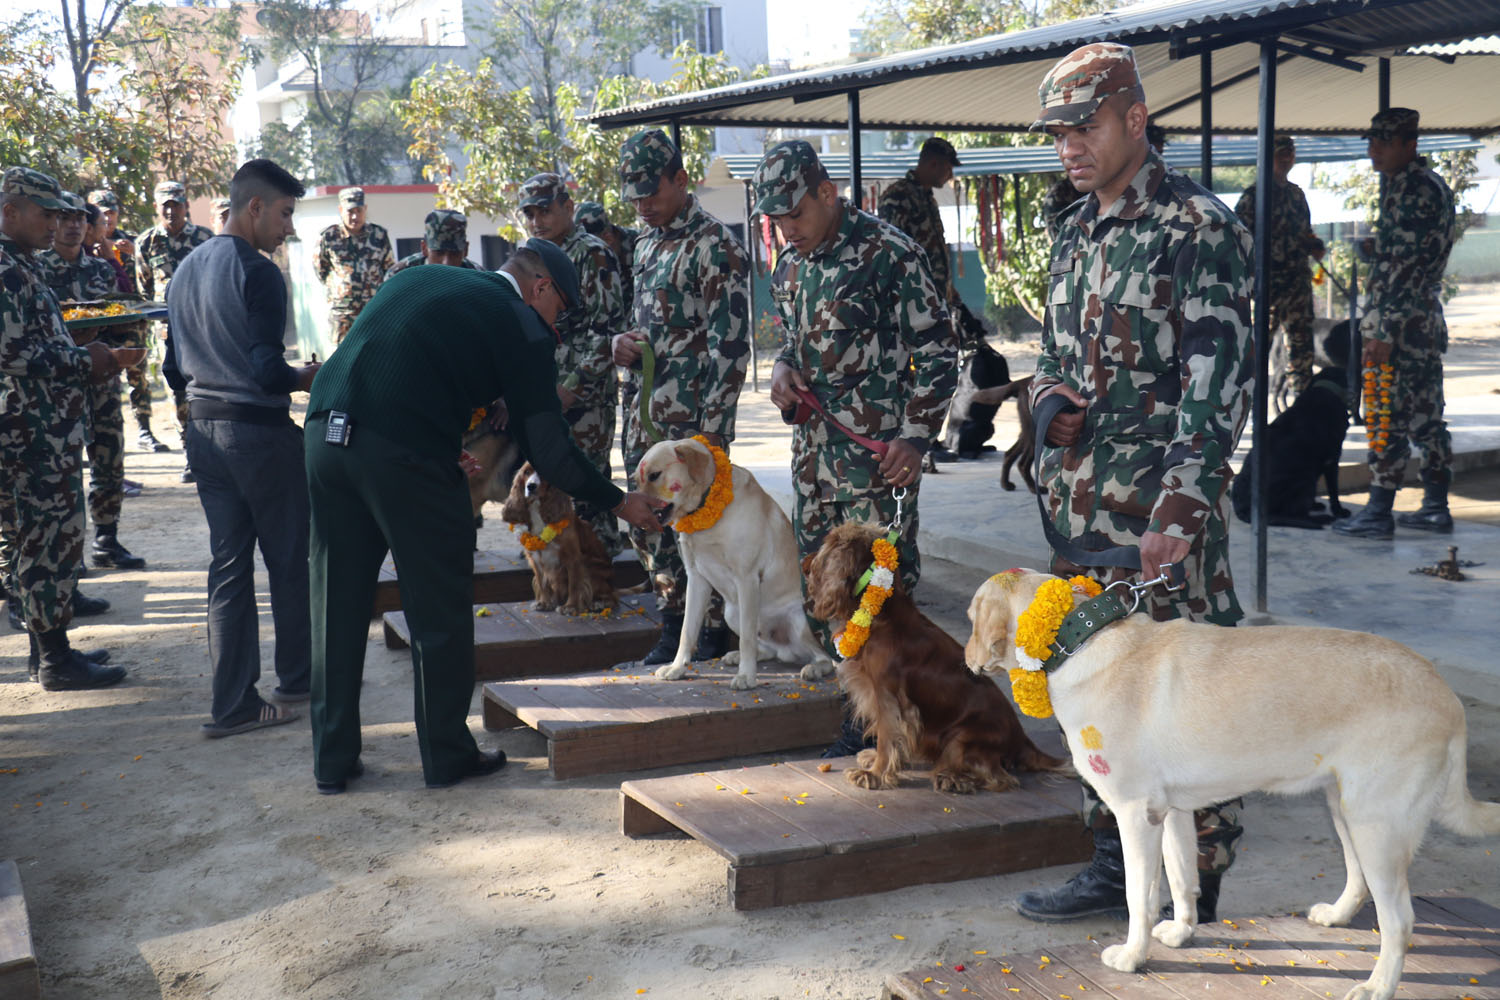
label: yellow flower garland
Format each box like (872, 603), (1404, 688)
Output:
(671, 436), (734, 534)
(1009, 575), (1101, 719)
(519, 518), (569, 551)
(835, 536), (899, 659)
(467, 406), (488, 432)
(1362, 362), (1394, 454)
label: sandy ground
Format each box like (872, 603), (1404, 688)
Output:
(4, 288), (1500, 1000)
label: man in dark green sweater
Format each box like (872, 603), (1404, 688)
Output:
(306, 239), (662, 793)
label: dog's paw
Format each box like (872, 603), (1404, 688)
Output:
(799, 660), (835, 681)
(1338, 983), (1389, 1000)
(1100, 944), (1144, 973)
(1152, 918), (1195, 948)
(720, 650), (740, 667)
(845, 767), (895, 791)
(654, 662), (691, 682)
(854, 748), (878, 769)
(533, 600), (557, 612)
(728, 671), (757, 691)
(933, 771), (976, 795)
(1307, 902), (1350, 927)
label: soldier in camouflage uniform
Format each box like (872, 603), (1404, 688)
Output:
(576, 201), (641, 457)
(0, 167), (126, 689)
(34, 192), (147, 571)
(614, 129), (751, 663)
(314, 187), (394, 346)
(1042, 176), (1083, 241)
(386, 209), (478, 279)
(519, 174), (626, 558)
(212, 197), (231, 234)
(1334, 108), (1457, 540)
(1018, 43), (1255, 926)
(1235, 135), (1326, 396)
(136, 181), (211, 459)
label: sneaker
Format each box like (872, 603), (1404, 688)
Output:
(138, 429), (170, 453)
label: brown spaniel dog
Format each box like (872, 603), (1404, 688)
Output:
(805, 522), (1067, 794)
(499, 462), (616, 615)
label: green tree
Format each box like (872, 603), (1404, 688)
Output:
(57, 0), (134, 111)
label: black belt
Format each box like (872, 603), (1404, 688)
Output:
(188, 398), (293, 427)
(1031, 390), (1142, 572)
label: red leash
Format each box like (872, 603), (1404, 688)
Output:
(784, 385), (890, 459)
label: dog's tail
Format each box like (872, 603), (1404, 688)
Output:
(1018, 739), (1073, 777)
(1435, 729), (1500, 838)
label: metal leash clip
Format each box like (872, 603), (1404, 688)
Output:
(1104, 562), (1188, 615)
(889, 486), (907, 533)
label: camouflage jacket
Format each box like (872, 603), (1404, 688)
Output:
(1361, 157), (1455, 352)
(385, 253), (477, 281)
(0, 238), (92, 469)
(135, 223), (211, 301)
(34, 249), (117, 302)
(1043, 178), (1084, 242)
(315, 222), (394, 313)
(1033, 150), (1254, 549)
(615, 227), (639, 309)
(629, 194), (750, 442)
(878, 170), (951, 297)
(1233, 178), (1318, 295)
(554, 225), (624, 405)
(772, 203), (958, 502)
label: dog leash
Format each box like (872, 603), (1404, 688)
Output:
(637, 340), (664, 444)
(781, 385), (891, 459)
(854, 487), (906, 594)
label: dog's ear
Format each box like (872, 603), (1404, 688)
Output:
(679, 440), (715, 486)
(499, 462), (533, 523)
(806, 523), (878, 623)
(537, 479), (572, 524)
(964, 571), (1031, 674)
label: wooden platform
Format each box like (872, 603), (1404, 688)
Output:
(884, 893), (1500, 999)
(0, 861), (40, 1000)
(620, 756), (1089, 911)
(481, 663), (843, 779)
(383, 593), (662, 681)
(370, 548), (646, 616)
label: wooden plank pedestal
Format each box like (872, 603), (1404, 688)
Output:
(371, 549), (645, 617)
(884, 894), (1500, 999)
(620, 757), (1089, 911)
(0, 861), (40, 1000)
(482, 663), (842, 779)
(383, 593), (661, 681)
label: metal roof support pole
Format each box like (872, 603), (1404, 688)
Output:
(744, 178), (759, 392)
(1251, 37), (1276, 615)
(1200, 51), (1213, 188)
(1378, 58), (1391, 204)
(848, 91), (863, 209)
(671, 120), (683, 152)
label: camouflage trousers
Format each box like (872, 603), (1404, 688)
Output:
(793, 485), (922, 659)
(329, 309), (358, 346)
(1269, 280), (1315, 395)
(1085, 782), (1245, 875)
(0, 452), (85, 632)
(565, 383), (622, 559)
(1368, 346), (1451, 491)
(125, 322), (154, 428)
(86, 369), (126, 527)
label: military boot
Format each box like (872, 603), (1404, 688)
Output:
(1160, 870), (1223, 925)
(7, 599), (23, 632)
(72, 590), (111, 617)
(1396, 470), (1454, 533)
(1016, 822), (1128, 922)
(26, 631), (107, 681)
(36, 628), (126, 691)
(820, 704), (876, 758)
(1331, 485), (1396, 540)
(640, 612), (685, 666)
(92, 524), (147, 570)
(692, 624), (731, 661)
(137, 420), (170, 453)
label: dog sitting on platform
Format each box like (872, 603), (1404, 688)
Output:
(635, 437), (832, 691)
(804, 523), (1067, 794)
(965, 569), (1500, 1000)
(499, 462), (615, 615)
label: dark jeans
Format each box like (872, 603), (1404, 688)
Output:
(184, 418), (310, 725)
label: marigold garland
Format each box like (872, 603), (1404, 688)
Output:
(1362, 362), (1394, 454)
(519, 518), (569, 551)
(1009, 575), (1101, 719)
(834, 534), (900, 659)
(671, 436), (734, 534)
(467, 407), (488, 432)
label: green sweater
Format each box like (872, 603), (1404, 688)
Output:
(309, 265), (623, 510)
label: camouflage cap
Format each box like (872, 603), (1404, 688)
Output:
(751, 140), (829, 216)
(1273, 133), (1295, 153)
(212, 197), (231, 212)
(618, 128), (679, 200)
(520, 236), (580, 311)
(573, 200), (609, 235)
(87, 189), (122, 210)
(59, 191), (88, 216)
(518, 172), (571, 210)
(1031, 42), (1147, 132)
(424, 208), (468, 251)
(920, 136), (961, 166)
(153, 180), (186, 204)
(338, 187), (365, 206)
(2, 167), (69, 211)
(1363, 107), (1420, 141)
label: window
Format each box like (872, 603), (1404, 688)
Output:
(674, 6), (722, 54)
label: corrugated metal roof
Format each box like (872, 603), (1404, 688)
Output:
(591, 0), (1500, 134)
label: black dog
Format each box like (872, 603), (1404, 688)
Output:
(1232, 325), (1354, 529)
(938, 303), (1012, 460)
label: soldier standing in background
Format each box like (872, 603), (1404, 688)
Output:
(136, 180), (211, 479)
(519, 173), (626, 558)
(212, 197), (232, 234)
(1235, 134), (1325, 396)
(612, 129), (750, 664)
(1334, 108), (1457, 540)
(314, 187), (393, 347)
(0, 167), (127, 690)
(386, 209), (477, 279)
(1020, 42), (1254, 925)
(574, 201), (638, 307)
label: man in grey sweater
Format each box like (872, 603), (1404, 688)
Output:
(165, 159), (320, 738)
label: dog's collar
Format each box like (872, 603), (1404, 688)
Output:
(1042, 590), (1132, 672)
(1309, 377), (1348, 398)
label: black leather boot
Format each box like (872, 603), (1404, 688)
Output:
(1331, 485), (1396, 540)
(72, 590), (111, 617)
(640, 612), (684, 666)
(1160, 870), (1222, 925)
(1396, 470), (1454, 533)
(820, 703), (875, 758)
(36, 628), (125, 691)
(6, 599), (22, 632)
(92, 524), (147, 569)
(692, 624), (731, 661)
(1016, 822), (1128, 922)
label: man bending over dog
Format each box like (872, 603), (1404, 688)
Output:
(1022, 43), (1255, 925)
(759, 140), (958, 752)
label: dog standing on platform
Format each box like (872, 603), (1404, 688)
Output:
(636, 437), (833, 691)
(805, 524), (1067, 793)
(965, 569), (1500, 1000)
(500, 462), (615, 615)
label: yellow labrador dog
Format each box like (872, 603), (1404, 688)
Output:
(636, 438), (833, 690)
(965, 569), (1500, 1000)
